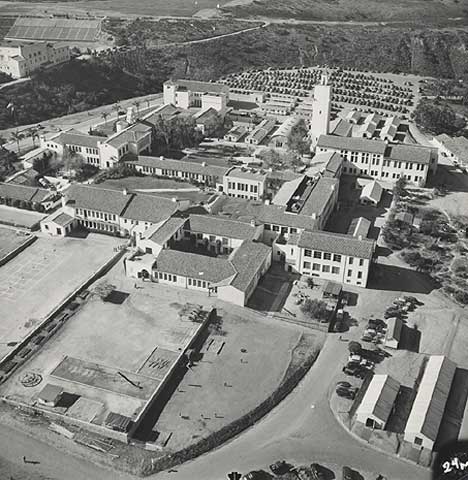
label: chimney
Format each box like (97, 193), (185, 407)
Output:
(250, 219), (256, 227)
(358, 235), (363, 241)
(123, 188), (128, 196)
(159, 156), (164, 161)
(171, 197), (178, 203)
(312, 213), (317, 220)
(202, 161), (207, 167)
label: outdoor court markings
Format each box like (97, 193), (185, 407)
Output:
(0, 245), (71, 302)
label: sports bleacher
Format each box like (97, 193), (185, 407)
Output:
(6, 17), (101, 42)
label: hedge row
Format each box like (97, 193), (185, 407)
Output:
(137, 347), (320, 476)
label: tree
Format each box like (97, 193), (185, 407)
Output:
(101, 111), (109, 126)
(300, 298), (329, 321)
(0, 148), (17, 181)
(413, 100), (465, 135)
(393, 176), (407, 199)
(287, 119), (311, 155)
(348, 341), (362, 355)
(30, 127), (39, 147)
(9, 130), (22, 154)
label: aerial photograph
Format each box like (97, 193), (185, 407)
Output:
(0, 0), (467, 479)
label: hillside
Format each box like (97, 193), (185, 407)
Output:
(3, 24), (468, 129)
(222, 0), (468, 22)
(164, 24), (468, 81)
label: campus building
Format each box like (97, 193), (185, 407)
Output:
(316, 135), (437, 186)
(42, 121), (152, 170)
(404, 355), (456, 451)
(355, 375), (401, 430)
(245, 118), (276, 145)
(275, 230), (375, 287)
(222, 167), (268, 200)
(163, 79), (229, 110)
(0, 182), (60, 212)
(0, 39), (70, 78)
(126, 155), (229, 187)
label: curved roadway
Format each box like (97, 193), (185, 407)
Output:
(0, 335), (431, 480)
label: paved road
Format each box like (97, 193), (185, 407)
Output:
(150, 335), (430, 480)
(0, 422), (136, 480)
(0, 335), (430, 480)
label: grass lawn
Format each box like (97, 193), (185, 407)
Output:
(0, 205), (46, 228)
(0, 226), (28, 259)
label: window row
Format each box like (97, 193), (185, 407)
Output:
(304, 249), (342, 262)
(303, 262), (340, 274)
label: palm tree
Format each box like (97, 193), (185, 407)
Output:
(101, 111), (109, 126)
(112, 103), (121, 120)
(10, 130), (22, 154)
(30, 127), (39, 147)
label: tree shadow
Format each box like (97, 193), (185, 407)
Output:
(370, 263), (440, 294)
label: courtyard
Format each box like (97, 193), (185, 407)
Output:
(0, 233), (122, 360)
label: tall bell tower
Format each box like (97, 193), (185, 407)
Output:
(310, 73), (332, 149)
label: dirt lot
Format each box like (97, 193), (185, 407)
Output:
(0, 233), (122, 360)
(155, 306), (317, 450)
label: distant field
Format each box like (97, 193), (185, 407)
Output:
(0, 0), (234, 17)
(223, 0), (468, 22)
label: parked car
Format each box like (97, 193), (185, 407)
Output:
(269, 460), (289, 475)
(342, 466), (360, 480)
(342, 364), (370, 379)
(336, 381), (351, 389)
(309, 463), (327, 480)
(336, 386), (358, 399)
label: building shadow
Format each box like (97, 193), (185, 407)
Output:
(370, 263), (440, 294)
(386, 386), (415, 434)
(67, 228), (89, 239)
(435, 368), (468, 450)
(428, 164), (468, 193)
(374, 245), (393, 258)
(399, 324), (421, 353)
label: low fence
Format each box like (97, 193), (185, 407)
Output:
(0, 234), (37, 267)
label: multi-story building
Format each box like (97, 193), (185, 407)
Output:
(98, 122), (152, 169)
(316, 135), (437, 186)
(0, 40), (70, 78)
(42, 129), (106, 167)
(276, 230), (375, 287)
(42, 122), (152, 170)
(163, 79), (229, 109)
(222, 167), (268, 200)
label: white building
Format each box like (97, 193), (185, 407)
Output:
(404, 355), (456, 450)
(98, 122), (152, 169)
(310, 74), (332, 148)
(316, 135), (437, 186)
(355, 374), (401, 430)
(163, 79), (229, 109)
(277, 230), (375, 287)
(0, 40), (69, 78)
(360, 180), (383, 206)
(223, 167), (268, 200)
(245, 118), (277, 145)
(269, 117), (299, 148)
(385, 317), (403, 349)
